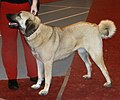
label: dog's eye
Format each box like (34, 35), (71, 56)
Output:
(16, 12), (22, 20)
(17, 12), (22, 17)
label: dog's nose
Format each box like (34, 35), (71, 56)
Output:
(6, 14), (13, 18)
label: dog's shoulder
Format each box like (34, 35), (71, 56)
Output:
(53, 27), (64, 38)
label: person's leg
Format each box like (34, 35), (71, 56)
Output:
(1, 28), (18, 80)
(20, 33), (38, 79)
(18, 2), (38, 80)
(1, 2), (19, 89)
(0, 2), (1, 33)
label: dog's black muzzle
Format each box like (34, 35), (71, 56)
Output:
(6, 14), (19, 28)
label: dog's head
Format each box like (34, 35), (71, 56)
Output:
(6, 11), (41, 37)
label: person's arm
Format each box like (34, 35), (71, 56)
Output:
(31, 0), (38, 15)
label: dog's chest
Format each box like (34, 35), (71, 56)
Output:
(31, 48), (42, 60)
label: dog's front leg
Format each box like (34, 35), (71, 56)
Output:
(31, 59), (44, 89)
(39, 61), (52, 96)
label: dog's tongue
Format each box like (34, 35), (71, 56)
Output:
(8, 22), (19, 28)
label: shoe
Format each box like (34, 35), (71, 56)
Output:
(8, 79), (19, 90)
(41, 78), (45, 86)
(30, 77), (38, 83)
(30, 77), (45, 86)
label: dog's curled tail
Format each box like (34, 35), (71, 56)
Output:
(98, 20), (116, 39)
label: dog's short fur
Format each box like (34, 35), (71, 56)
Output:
(7, 11), (116, 95)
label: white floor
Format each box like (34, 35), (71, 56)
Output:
(0, 0), (92, 80)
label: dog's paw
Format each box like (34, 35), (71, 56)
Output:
(31, 84), (40, 89)
(82, 74), (91, 79)
(39, 89), (48, 96)
(103, 82), (112, 88)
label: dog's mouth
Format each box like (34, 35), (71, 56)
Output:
(8, 22), (19, 28)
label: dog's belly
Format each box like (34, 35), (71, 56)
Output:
(54, 52), (73, 61)
(54, 39), (83, 61)
(54, 47), (75, 61)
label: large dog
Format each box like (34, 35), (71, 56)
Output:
(7, 11), (116, 95)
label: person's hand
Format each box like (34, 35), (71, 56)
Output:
(31, 4), (37, 15)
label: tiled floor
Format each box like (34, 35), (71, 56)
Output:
(0, 0), (92, 80)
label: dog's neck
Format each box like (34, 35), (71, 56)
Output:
(34, 16), (41, 28)
(25, 23), (42, 41)
(25, 23), (55, 49)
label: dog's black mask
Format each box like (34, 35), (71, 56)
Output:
(6, 14), (19, 28)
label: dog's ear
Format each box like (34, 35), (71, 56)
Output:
(25, 19), (36, 37)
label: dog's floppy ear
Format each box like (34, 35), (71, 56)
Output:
(25, 19), (36, 37)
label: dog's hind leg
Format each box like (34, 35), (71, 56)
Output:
(31, 59), (44, 89)
(88, 49), (112, 87)
(78, 48), (92, 79)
